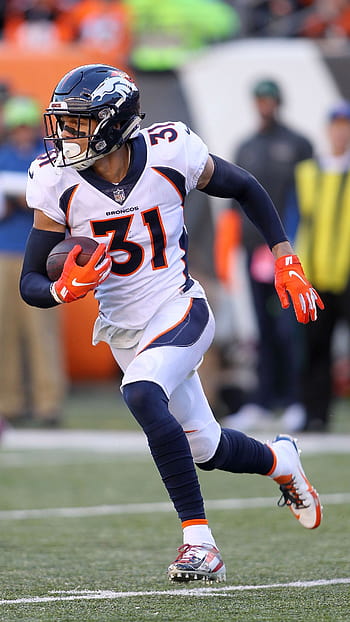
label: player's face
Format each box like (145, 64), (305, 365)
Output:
(60, 115), (97, 146)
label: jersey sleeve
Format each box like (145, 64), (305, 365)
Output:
(144, 121), (209, 193)
(26, 158), (67, 226)
(179, 123), (209, 192)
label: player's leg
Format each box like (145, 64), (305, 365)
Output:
(169, 371), (222, 464)
(111, 295), (322, 585)
(115, 296), (226, 582)
(170, 372), (322, 531)
(196, 425), (322, 530)
(166, 371), (273, 581)
(119, 296), (285, 581)
(170, 371), (273, 474)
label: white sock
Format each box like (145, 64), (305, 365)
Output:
(268, 440), (294, 479)
(183, 524), (216, 547)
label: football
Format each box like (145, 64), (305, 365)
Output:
(46, 236), (99, 281)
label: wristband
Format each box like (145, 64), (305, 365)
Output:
(50, 282), (64, 304)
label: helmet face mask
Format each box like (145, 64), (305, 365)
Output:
(43, 64), (144, 170)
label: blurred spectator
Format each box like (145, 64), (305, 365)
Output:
(298, 0), (350, 39)
(3, 0), (72, 48)
(0, 82), (10, 145)
(212, 208), (258, 416)
(123, 0), (240, 72)
(3, 0), (132, 69)
(0, 96), (66, 427)
(0, 0), (5, 36)
(220, 78), (313, 432)
(0, 82), (10, 438)
(62, 0), (132, 61)
(292, 101), (350, 431)
(246, 0), (314, 37)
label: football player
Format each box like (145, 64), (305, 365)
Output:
(20, 64), (324, 583)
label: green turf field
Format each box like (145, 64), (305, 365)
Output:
(64, 381), (350, 435)
(0, 388), (349, 621)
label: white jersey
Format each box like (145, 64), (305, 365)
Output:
(26, 121), (209, 330)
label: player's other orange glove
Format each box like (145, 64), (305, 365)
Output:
(275, 254), (324, 323)
(50, 244), (112, 303)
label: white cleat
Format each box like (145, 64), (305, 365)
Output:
(167, 544), (226, 583)
(270, 434), (322, 529)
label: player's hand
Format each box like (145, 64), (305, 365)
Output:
(274, 254), (324, 323)
(51, 244), (112, 303)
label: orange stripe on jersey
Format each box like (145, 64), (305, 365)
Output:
(184, 429), (198, 434)
(137, 298), (193, 354)
(181, 519), (208, 528)
(152, 167), (185, 205)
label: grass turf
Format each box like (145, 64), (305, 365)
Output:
(0, 445), (349, 621)
(60, 382), (350, 434)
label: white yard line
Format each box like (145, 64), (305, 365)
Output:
(1, 429), (149, 453)
(1, 428), (350, 453)
(0, 492), (349, 521)
(0, 578), (349, 605)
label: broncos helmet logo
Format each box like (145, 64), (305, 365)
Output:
(91, 75), (138, 107)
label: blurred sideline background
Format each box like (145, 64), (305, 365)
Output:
(0, 0), (350, 431)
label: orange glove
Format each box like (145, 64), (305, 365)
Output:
(274, 254), (324, 323)
(50, 244), (112, 303)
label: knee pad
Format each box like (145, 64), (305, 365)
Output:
(123, 380), (189, 462)
(122, 380), (169, 429)
(123, 380), (168, 410)
(186, 419), (221, 464)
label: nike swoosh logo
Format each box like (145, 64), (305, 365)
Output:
(72, 278), (96, 287)
(288, 270), (307, 285)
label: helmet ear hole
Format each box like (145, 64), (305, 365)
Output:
(90, 117), (127, 156)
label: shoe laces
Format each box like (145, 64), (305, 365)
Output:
(277, 476), (310, 509)
(174, 544), (201, 562)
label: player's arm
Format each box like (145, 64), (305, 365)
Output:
(20, 211), (66, 308)
(197, 154), (324, 323)
(197, 154), (289, 252)
(20, 210), (111, 308)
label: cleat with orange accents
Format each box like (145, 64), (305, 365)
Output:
(270, 434), (322, 529)
(167, 544), (226, 583)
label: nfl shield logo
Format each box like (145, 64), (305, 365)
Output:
(113, 188), (125, 203)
